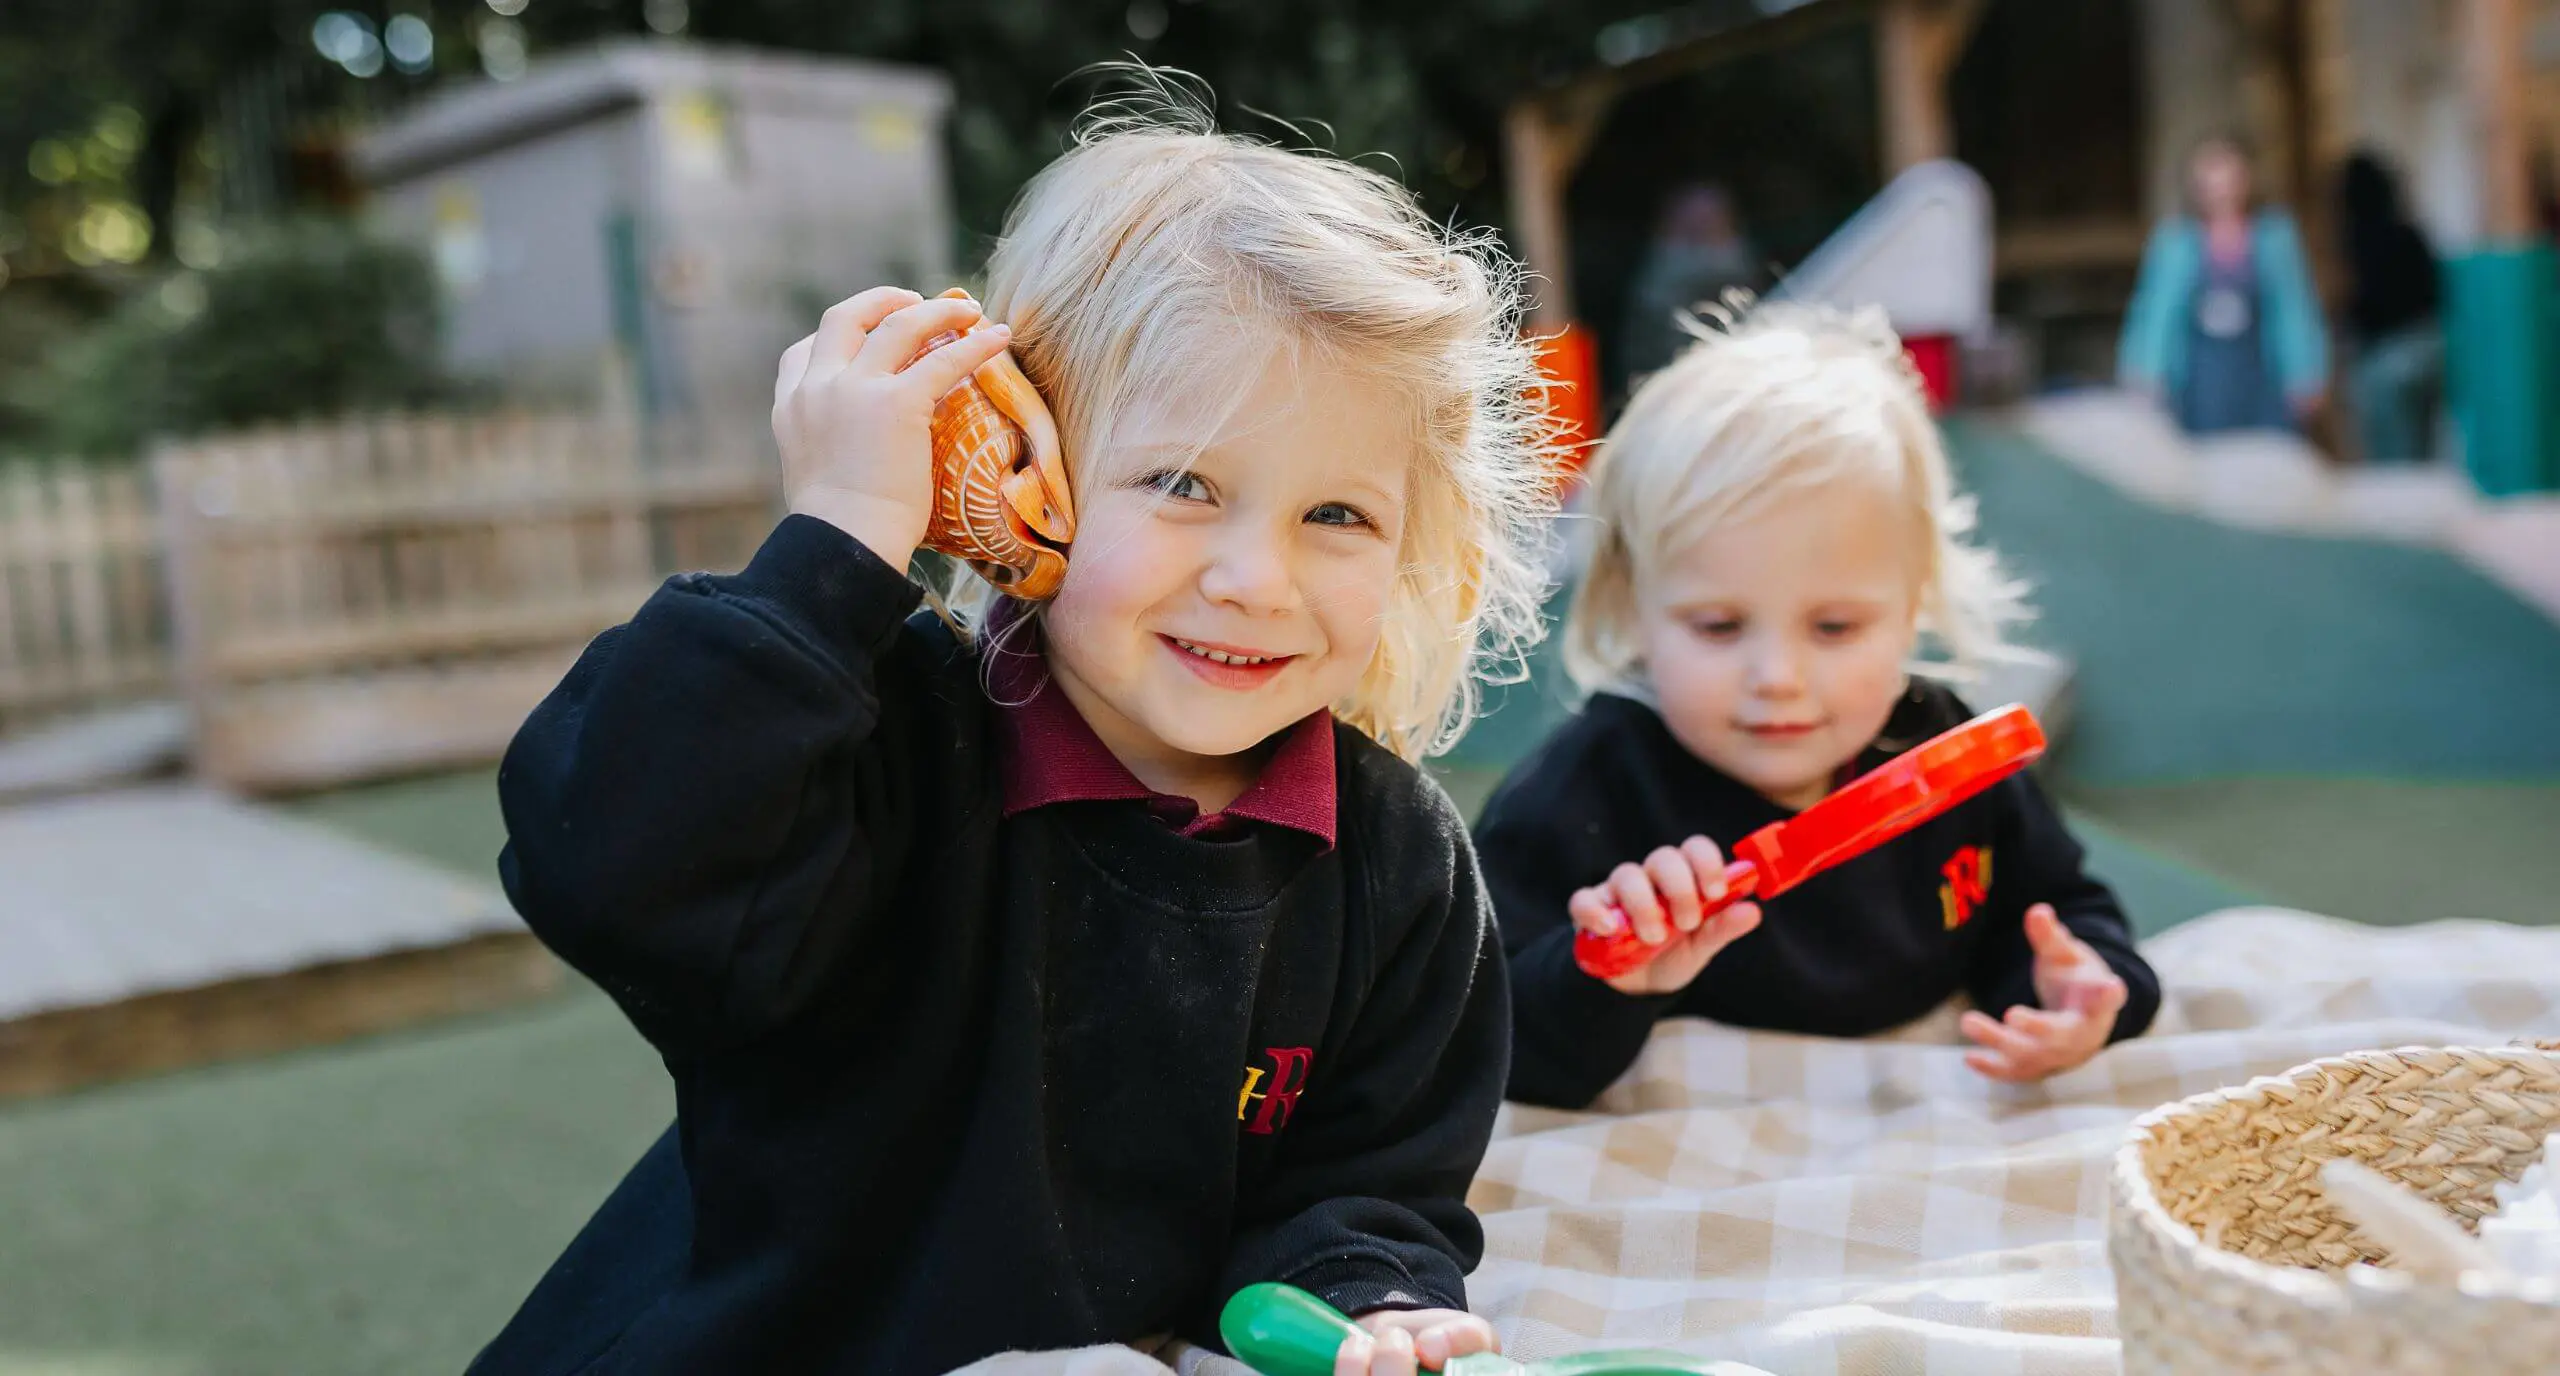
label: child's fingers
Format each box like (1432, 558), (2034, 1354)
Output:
(2095, 973), (2129, 1022)
(1428, 1315), (1500, 1362)
(1608, 862), (1669, 946)
(894, 322), (1014, 404)
(773, 333), (815, 409)
(1643, 846), (1705, 933)
(1962, 1017), (2056, 1082)
(2002, 1004), (2077, 1043)
(1702, 901), (1762, 952)
(810, 286), (923, 369)
(1376, 1324), (1418, 1376)
(1960, 1009), (2042, 1062)
(1567, 886), (1625, 938)
(851, 294), (986, 375)
(1568, 887), (1623, 938)
(1414, 1317), (1498, 1367)
(2064, 970), (2129, 1024)
(2024, 904), (2093, 966)
(1678, 835), (1732, 900)
(1334, 1332), (1374, 1376)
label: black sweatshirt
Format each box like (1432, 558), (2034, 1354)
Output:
(471, 515), (1508, 1374)
(1478, 684), (2159, 1110)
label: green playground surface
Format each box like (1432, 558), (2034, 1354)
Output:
(3, 422), (2556, 1375)
(1944, 420), (2560, 786)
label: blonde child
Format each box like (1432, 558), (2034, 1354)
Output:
(470, 86), (1553, 1376)
(1478, 305), (2159, 1111)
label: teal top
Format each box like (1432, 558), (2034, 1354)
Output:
(2118, 212), (2330, 403)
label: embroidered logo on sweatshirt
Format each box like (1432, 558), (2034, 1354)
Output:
(1237, 1046), (1313, 1135)
(1940, 845), (1992, 930)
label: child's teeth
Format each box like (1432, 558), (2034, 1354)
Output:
(1179, 640), (1270, 665)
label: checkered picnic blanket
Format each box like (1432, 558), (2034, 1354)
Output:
(963, 908), (2560, 1376)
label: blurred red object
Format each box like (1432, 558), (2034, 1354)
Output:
(1531, 322), (1601, 486)
(1904, 333), (1958, 412)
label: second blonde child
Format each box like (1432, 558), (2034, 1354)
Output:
(1478, 305), (2159, 1110)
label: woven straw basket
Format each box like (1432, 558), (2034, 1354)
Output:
(2109, 1043), (2560, 1374)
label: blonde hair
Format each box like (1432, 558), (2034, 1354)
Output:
(1563, 301), (2029, 695)
(959, 72), (1561, 761)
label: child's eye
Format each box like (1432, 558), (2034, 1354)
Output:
(1687, 616), (1744, 641)
(1813, 618), (1870, 640)
(1135, 469), (1213, 503)
(1306, 501), (1376, 531)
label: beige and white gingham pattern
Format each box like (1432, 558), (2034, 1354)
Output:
(962, 907), (2560, 1376)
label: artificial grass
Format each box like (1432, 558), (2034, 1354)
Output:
(2059, 777), (2560, 929)
(1948, 419), (2560, 787)
(0, 988), (664, 1376)
(273, 767), (506, 882)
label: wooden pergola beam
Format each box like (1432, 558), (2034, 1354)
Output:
(1504, 95), (1612, 327)
(2467, 0), (2534, 241)
(1502, 0), (1871, 327)
(1876, 0), (1990, 171)
(2223, 0), (2318, 211)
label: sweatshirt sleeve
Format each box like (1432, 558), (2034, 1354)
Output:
(496, 514), (929, 1053)
(1476, 749), (1678, 1111)
(1219, 779), (1509, 1321)
(1963, 770), (2162, 1045)
(2117, 218), (2187, 392)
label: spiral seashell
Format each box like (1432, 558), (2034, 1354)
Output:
(918, 288), (1074, 599)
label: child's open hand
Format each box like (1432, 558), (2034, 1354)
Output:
(1335, 1308), (1499, 1375)
(771, 286), (1014, 567)
(1960, 903), (2128, 1082)
(1568, 836), (1763, 995)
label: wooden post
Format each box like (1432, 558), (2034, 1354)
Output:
(0, 466), (28, 723)
(2227, 0), (2321, 219)
(1876, 0), (1988, 173)
(152, 443), (219, 766)
(2468, 0), (2534, 242)
(1877, 0), (1948, 172)
(1504, 104), (1572, 329)
(1503, 86), (1618, 330)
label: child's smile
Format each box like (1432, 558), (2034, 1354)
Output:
(1039, 342), (1411, 812)
(1162, 634), (1298, 687)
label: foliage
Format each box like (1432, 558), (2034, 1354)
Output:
(632, 0), (1671, 247)
(0, 0), (1819, 446)
(12, 218), (453, 456)
(1, 1), (1681, 274)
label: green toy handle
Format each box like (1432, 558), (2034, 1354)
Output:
(1221, 1282), (1363, 1376)
(1218, 1280), (1775, 1376)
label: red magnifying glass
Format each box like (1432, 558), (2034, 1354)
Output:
(1574, 703), (2049, 981)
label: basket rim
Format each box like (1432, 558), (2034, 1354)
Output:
(2111, 1041), (2560, 1309)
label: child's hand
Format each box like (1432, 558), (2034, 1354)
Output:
(1960, 903), (2129, 1082)
(1568, 836), (1763, 995)
(1334, 1308), (1499, 1375)
(770, 286), (1015, 567)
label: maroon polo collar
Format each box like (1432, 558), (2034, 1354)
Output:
(985, 622), (1337, 848)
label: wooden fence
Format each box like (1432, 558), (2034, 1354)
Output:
(0, 463), (172, 735)
(154, 412), (781, 791)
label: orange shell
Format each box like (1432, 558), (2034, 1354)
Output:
(918, 291), (1074, 599)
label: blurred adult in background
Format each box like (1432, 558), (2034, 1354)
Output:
(2119, 135), (2329, 435)
(2337, 149), (2443, 463)
(1620, 182), (1761, 383)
